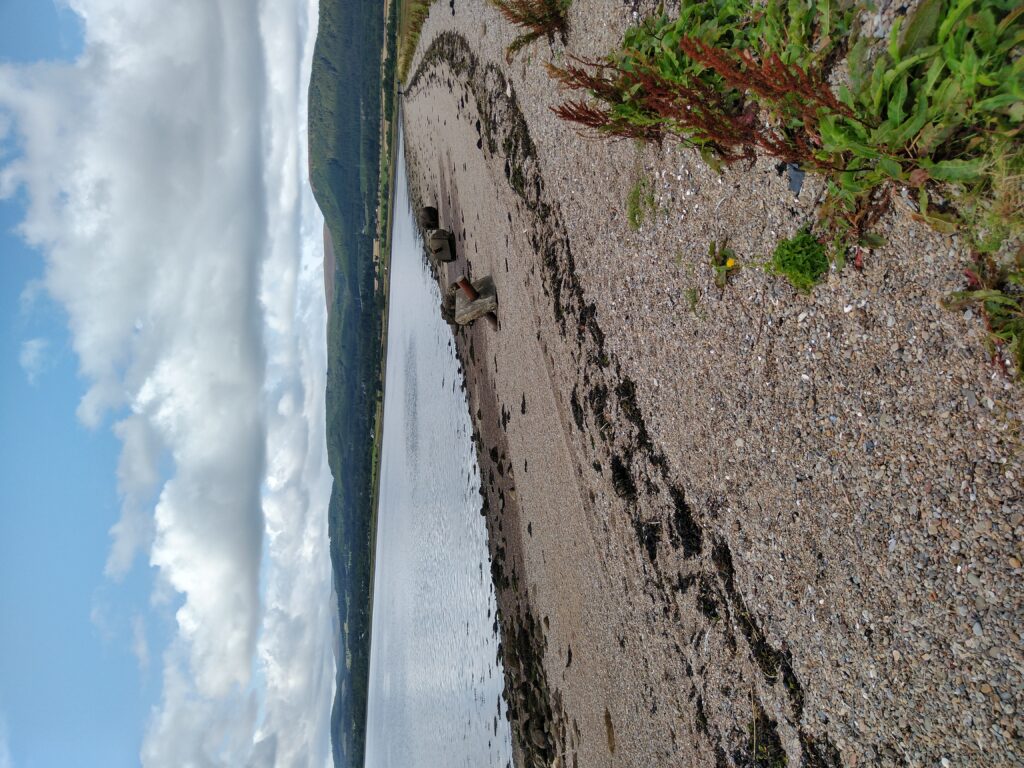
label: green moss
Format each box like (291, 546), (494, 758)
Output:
(771, 230), (828, 292)
(626, 176), (656, 230)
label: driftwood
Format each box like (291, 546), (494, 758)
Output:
(427, 229), (456, 262)
(418, 206), (439, 229)
(454, 275), (497, 325)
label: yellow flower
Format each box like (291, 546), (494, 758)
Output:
(725, 257), (736, 269)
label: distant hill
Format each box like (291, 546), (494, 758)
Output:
(307, 0), (385, 765)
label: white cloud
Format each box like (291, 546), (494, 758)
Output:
(0, 0), (334, 765)
(18, 337), (49, 384)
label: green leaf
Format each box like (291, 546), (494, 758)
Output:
(922, 53), (947, 96)
(870, 56), (889, 113)
(859, 232), (888, 248)
(938, 0), (973, 44)
(996, 5), (1024, 36)
(960, 41), (980, 94)
(882, 44), (943, 87)
(966, 9), (998, 51)
(847, 36), (870, 92)
(922, 157), (986, 181)
(889, 16), (904, 62)
(838, 84), (855, 109)
(818, 0), (834, 38)
(900, 0), (944, 56)
(887, 74), (909, 125)
(974, 93), (1022, 112)
(915, 209), (960, 233)
(887, 92), (931, 148)
(932, 77), (964, 115)
(819, 117), (880, 159)
(877, 156), (903, 178)
(958, 289), (1014, 302)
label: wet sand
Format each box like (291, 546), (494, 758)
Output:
(401, 5), (1024, 767)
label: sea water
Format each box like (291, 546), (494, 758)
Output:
(363, 126), (513, 768)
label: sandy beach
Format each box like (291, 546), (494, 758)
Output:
(400, 3), (1024, 765)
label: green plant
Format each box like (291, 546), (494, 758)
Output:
(626, 175), (657, 230)
(709, 240), (738, 288)
(945, 249), (1024, 377)
(771, 229), (828, 292)
(820, 0), (1024, 247)
(684, 286), (701, 312)
(548, 0), (852, 158)
(399, 0), (435, 81)
(549, 0), (1024, 253)
(491, 0), (570, 61)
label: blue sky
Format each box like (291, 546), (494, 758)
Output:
(1, 4), (160, 766)
(0, 2), (335, 765)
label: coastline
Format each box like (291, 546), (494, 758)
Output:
(364, 0), (402, 680)
(400, 5), (1024, 768)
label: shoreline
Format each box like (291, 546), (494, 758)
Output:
(400, 6), (1024, 768)
(363, 0), (402, 685)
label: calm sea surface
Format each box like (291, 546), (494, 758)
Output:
(363, 127), (513, 768)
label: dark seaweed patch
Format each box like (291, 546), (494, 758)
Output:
(735, 702), (787, 768)
(668, 485), (702, 558)
(677, 573), (697, 594)
(798, 732), (842, 768)
(695, 695), (709, 735)
(570, 387), (585, 431)
(697, 577), (720, 622)
(712, 540), (805, 717)
(610, 455), (637, 501)
(588, 384), (609, 431)
(633, 518), (661, 563)
(615, 377), (652, 449)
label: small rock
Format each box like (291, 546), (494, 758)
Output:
(973, 622), (983, 636)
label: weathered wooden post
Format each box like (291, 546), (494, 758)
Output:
(453, 275), (497, 326)
(427, 229), (456, 262)
(418, 206), (439, 230)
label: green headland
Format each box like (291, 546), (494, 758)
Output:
(307, 0), (400, 764)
